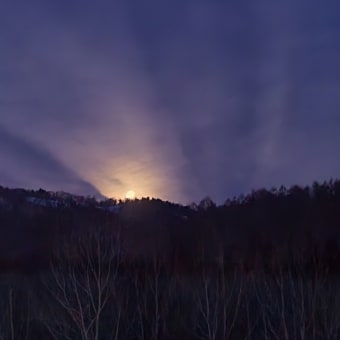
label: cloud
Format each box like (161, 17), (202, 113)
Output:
(0, 2), (190, 202)
(135, 0), (340, 201)
(1, 0), (340, 203)
(0, 124), (101, 196)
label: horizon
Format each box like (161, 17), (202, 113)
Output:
(0, 174), (336, 206)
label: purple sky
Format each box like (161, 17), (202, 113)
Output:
(1, 0), (340, 204)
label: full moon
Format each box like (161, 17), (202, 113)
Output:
(125, 190), (136, 200)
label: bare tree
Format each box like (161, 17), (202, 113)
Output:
(0, 280), (30, 340)
(193, 243), (243, 340)
(254, 259), (340, 340)
(42, 226), (122, 340)
(132, 253), (174, 340)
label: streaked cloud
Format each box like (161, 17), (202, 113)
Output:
(1, 0), (340, 203)
(0, 124), (100, 196)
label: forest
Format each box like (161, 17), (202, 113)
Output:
(1, 179), (340, 339)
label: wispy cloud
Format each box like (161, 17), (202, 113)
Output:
(0, 124), (101, 196)
(1, 0), (340, 203)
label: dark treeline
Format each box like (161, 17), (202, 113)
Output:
(1, 179), (340, 339)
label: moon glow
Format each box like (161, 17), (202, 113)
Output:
(125, 190), (136, 200)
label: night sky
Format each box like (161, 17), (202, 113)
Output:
(1, 1), (340, 204)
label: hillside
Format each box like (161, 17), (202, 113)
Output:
(1, 179), (340, 274)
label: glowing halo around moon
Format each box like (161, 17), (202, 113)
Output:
(125, 190), (136, 200)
